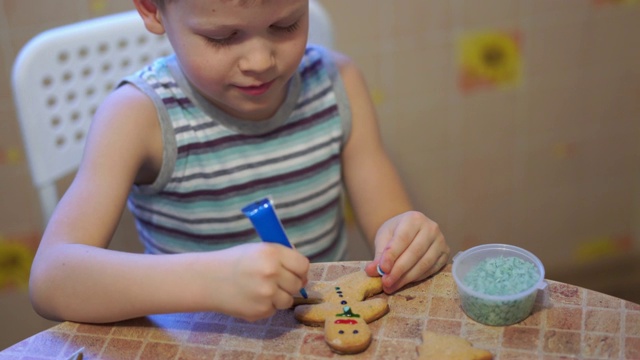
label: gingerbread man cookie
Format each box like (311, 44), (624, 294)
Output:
(293, 270), (389, 354)
(417, 331), (493, 360)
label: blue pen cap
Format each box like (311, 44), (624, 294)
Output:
(242, 198), (292, 248)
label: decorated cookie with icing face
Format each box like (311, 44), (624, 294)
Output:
(293, 271), (389, 354)
(324, 306), (372, 354)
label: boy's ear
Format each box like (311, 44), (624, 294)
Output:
(133, 0), (166, 35)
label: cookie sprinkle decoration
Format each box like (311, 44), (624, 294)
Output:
(336, 306), (360, 317)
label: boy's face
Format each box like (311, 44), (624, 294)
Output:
(160, 0), (309, 120)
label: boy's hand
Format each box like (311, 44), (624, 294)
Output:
(215, 242), (309, 322)
(364, 211), (449, 294)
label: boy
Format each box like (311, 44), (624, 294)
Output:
(29, 0), (450, 323)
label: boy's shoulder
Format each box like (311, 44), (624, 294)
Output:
(301, 44), (328, 65)
(301, 44), (355, 78)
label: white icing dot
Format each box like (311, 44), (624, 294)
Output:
(376, 264), (385, 276)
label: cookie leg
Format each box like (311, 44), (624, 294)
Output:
(323, 307), (373, 354)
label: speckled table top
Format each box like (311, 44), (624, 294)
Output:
(1, 261), (639, 360)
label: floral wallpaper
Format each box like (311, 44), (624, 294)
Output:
(458, 30), (522, 93)
(0, 238), (34, 290)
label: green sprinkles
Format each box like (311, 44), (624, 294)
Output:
(459, 256), (541, 326)
(463, 256), (540, 296)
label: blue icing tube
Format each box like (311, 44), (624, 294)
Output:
(242, 197), (308, 299)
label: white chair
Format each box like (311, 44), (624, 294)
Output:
(12, 2), (334, 226)
(308, 0), (335, 49)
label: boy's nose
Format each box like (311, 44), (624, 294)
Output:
(238, 39), (276, 74)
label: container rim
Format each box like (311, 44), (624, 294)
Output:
(452, 243), (547, 301)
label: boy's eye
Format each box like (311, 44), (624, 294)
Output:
(205, 32), (238, 47)
(271, 21), (300, 33)
(203, 20), (299, 47)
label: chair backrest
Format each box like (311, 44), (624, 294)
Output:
(12, 1), (334, 226)
(308, 0), (334, 49)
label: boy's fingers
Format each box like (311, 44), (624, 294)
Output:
(273, 288), (295, 310)
(364, 262), (379, 277)
(394, 228), (434, 272)
(279, 247), (309, 278)
(276, 266), (305, 296)
(384, 238), (449, 292)
(377, 229), (420, 287)
(276, 247), (311, 299)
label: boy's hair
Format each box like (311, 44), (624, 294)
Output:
(151, 0), (168, 9)
(152, 0), (260, 10)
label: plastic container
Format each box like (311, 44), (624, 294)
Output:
(452, 244), (547, 326)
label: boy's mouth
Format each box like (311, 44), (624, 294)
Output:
(235, 80), (275, 96)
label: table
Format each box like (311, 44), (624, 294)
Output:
(1, 262), (639, 359)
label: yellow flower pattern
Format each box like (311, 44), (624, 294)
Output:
(458, 30), (522, 92)
(575, 235), (632, 263)
(0, 147), (24, 165)
(90, 0), (108, 14)
(0, 240), (34, 290)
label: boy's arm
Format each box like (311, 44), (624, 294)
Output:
(30, 85), (201, 322)
(29, 86), (308, 323)
(335, 51), (449, 293)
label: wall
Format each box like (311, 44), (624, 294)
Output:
(319, 0), (640, 297)
(0, 0), (639, 350)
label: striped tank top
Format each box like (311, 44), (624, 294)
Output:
(122, 45), (351, 262)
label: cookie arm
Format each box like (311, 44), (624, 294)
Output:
(294, 303), (336, 326)
(350, 298), (389, 323)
